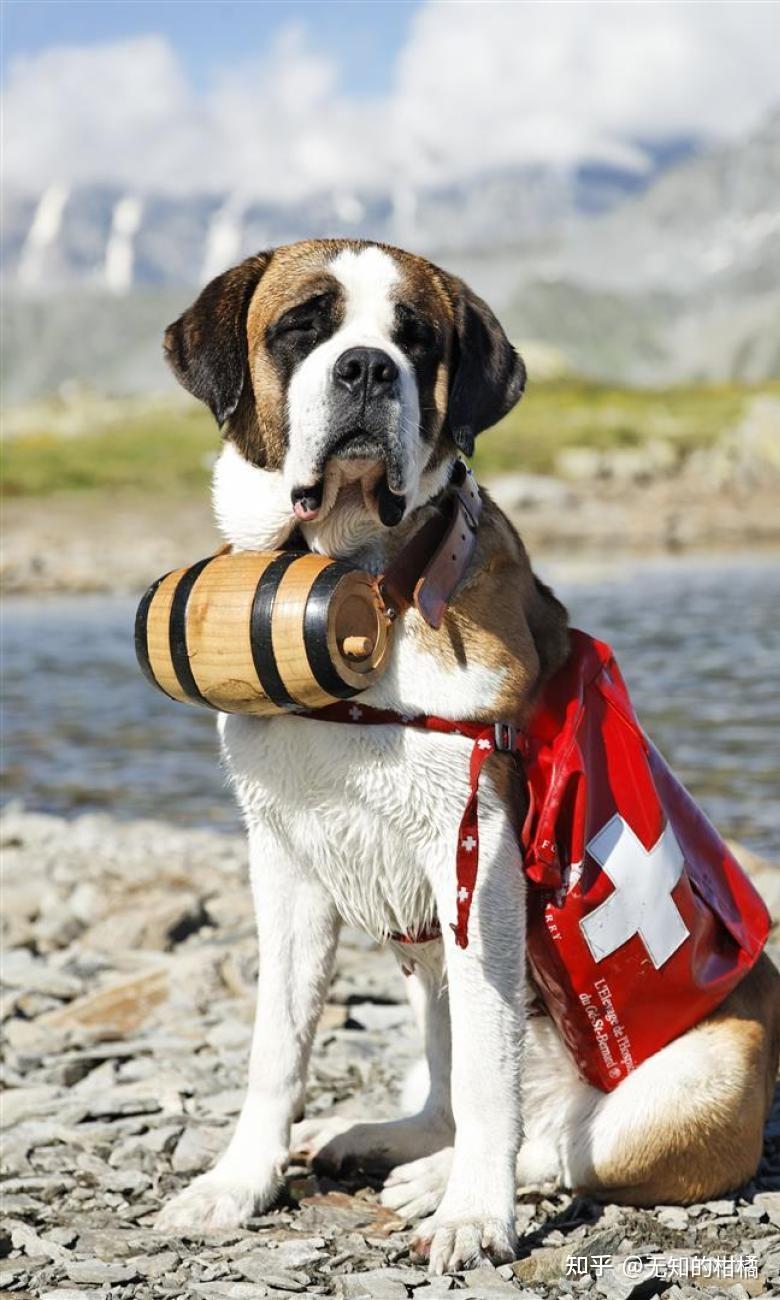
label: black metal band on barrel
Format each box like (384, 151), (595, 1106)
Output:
(249, 552), (303, 710)
(303, 562), (362, 700)
(134, 572), (176, 700)
(169, 557), (219, 709)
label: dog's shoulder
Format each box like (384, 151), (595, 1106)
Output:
(443, 488), (569, 719)
(364, 488), (569, 725)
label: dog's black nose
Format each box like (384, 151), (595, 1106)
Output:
(334, 347), (399, 400)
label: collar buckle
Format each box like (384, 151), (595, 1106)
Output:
(494, 721), (517, 752)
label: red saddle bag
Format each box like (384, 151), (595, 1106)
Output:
(522, 629), (770, 1091)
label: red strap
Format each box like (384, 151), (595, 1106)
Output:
(302, 702), (522, 948)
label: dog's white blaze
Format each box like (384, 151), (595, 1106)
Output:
(284, 246), (422, 509)
(580, 815), (689, 969)
(330, 245), (400, 335)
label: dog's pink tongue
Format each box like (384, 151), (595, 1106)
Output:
(291, 484), (323, 521)
(293, 500), (320, 521)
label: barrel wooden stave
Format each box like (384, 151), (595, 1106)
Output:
(272, 554), (339, 710)
(186, 552), (283, 713)
(143, 569), (193, 706)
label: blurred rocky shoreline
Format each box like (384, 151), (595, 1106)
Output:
(2, 804), (780, 1299)
(3, 470), (780, 600)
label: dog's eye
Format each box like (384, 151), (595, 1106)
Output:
(396, 309), (436, 355)
(279, 319), (315, 337)
(269, 293), (333, 345)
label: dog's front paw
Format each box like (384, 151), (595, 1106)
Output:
(155, 1167), (279, 1234)
(292, 1113), (453, 1174)
(291, 1116), (355, 1167)
(380, 1148), (452, 1221)
(411, 1212), (517, 1275)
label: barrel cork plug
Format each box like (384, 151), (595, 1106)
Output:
(341, 635), (374, 660)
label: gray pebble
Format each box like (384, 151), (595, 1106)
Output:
(170, 1123), (227, 1173)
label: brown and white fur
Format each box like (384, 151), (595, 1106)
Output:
(155, 240), (780, 1273)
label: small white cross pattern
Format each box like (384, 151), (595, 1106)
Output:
(477, 738), (492, 750)
(348, 705), (363, 721)
(579, 814), (689, 969)
(457, 886), (471, 902)
(461, 835), (477, 852)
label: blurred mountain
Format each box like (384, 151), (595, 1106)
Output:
(1, 115), (778, 400)
(499, 108), (780, 383)
(2, 144), (688, 293)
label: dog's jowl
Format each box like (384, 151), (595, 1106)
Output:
(155, 240), (780, 1275)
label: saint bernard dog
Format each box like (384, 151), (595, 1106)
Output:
(155, 240), (780, 1273)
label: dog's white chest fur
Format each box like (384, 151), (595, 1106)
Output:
(220, 625), (505, 939)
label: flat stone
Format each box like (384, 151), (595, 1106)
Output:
(512, 1244), (572, 1282)
(0, 1263), (30, 1288)
(755, 1191), (780, 1228)
(9, 1220), (69, 1261)
(1, 950), (84, 998)
(298, 1190), (404, 1237)
(136, 1122), (184, 1155)
(132, 1250), (181, 1279)
(267, 1238), (328, 1268)
(171, 1124), (227, 1173)
(234, 1258), (310, 1289)
(461, 1265), (519, 1292)
(40, 1292), (95, 1300)
(657, 1206), (689, 1230)
(104, 1167), (152, 1195)
(190, 1287), (268, 1299)
(65, 1259), (140, 1284)
(2, 1084), (66, 1128)
(80, 890), (206, 953)
(2, 1175), (76, 1199)
(739, 1203), (767, 1220)
(203, 1087), (246, 1116)
(206, 1022), (251, 1050)
(39, 967), (171, 1036)
(345, 1003), (412, 1032)
(339, 1275), (408, 1299)
(594, 1257), (656, 1300)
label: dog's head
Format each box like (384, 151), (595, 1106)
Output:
(164, 239), (525, 555)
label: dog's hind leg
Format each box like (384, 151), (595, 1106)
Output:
(156, 825), (341, 1233)
(561, 955), (780, 1206)
(292, 942), (454, 1172)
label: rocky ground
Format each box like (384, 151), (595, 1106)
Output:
(2, 805), (780, 1300)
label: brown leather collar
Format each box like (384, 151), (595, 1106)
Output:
(378, 460), (482, 629)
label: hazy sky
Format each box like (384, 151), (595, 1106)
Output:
(3, 0), (779, 199)
(2, 1), (413, 96)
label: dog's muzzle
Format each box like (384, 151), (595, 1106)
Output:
(290, 347), (409, 526)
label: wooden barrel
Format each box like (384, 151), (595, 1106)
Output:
(135, 550), (393, 716)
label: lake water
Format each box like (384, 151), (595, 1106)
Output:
(2, 556), (778, 858)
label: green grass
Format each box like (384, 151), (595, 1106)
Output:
(472, 377), (780, 477)
(1, 402), (217, 497)
(2, 379), (777, 497)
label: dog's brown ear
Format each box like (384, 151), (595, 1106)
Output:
(445, 276), (526, 458)
(164, 251), (273, 426)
